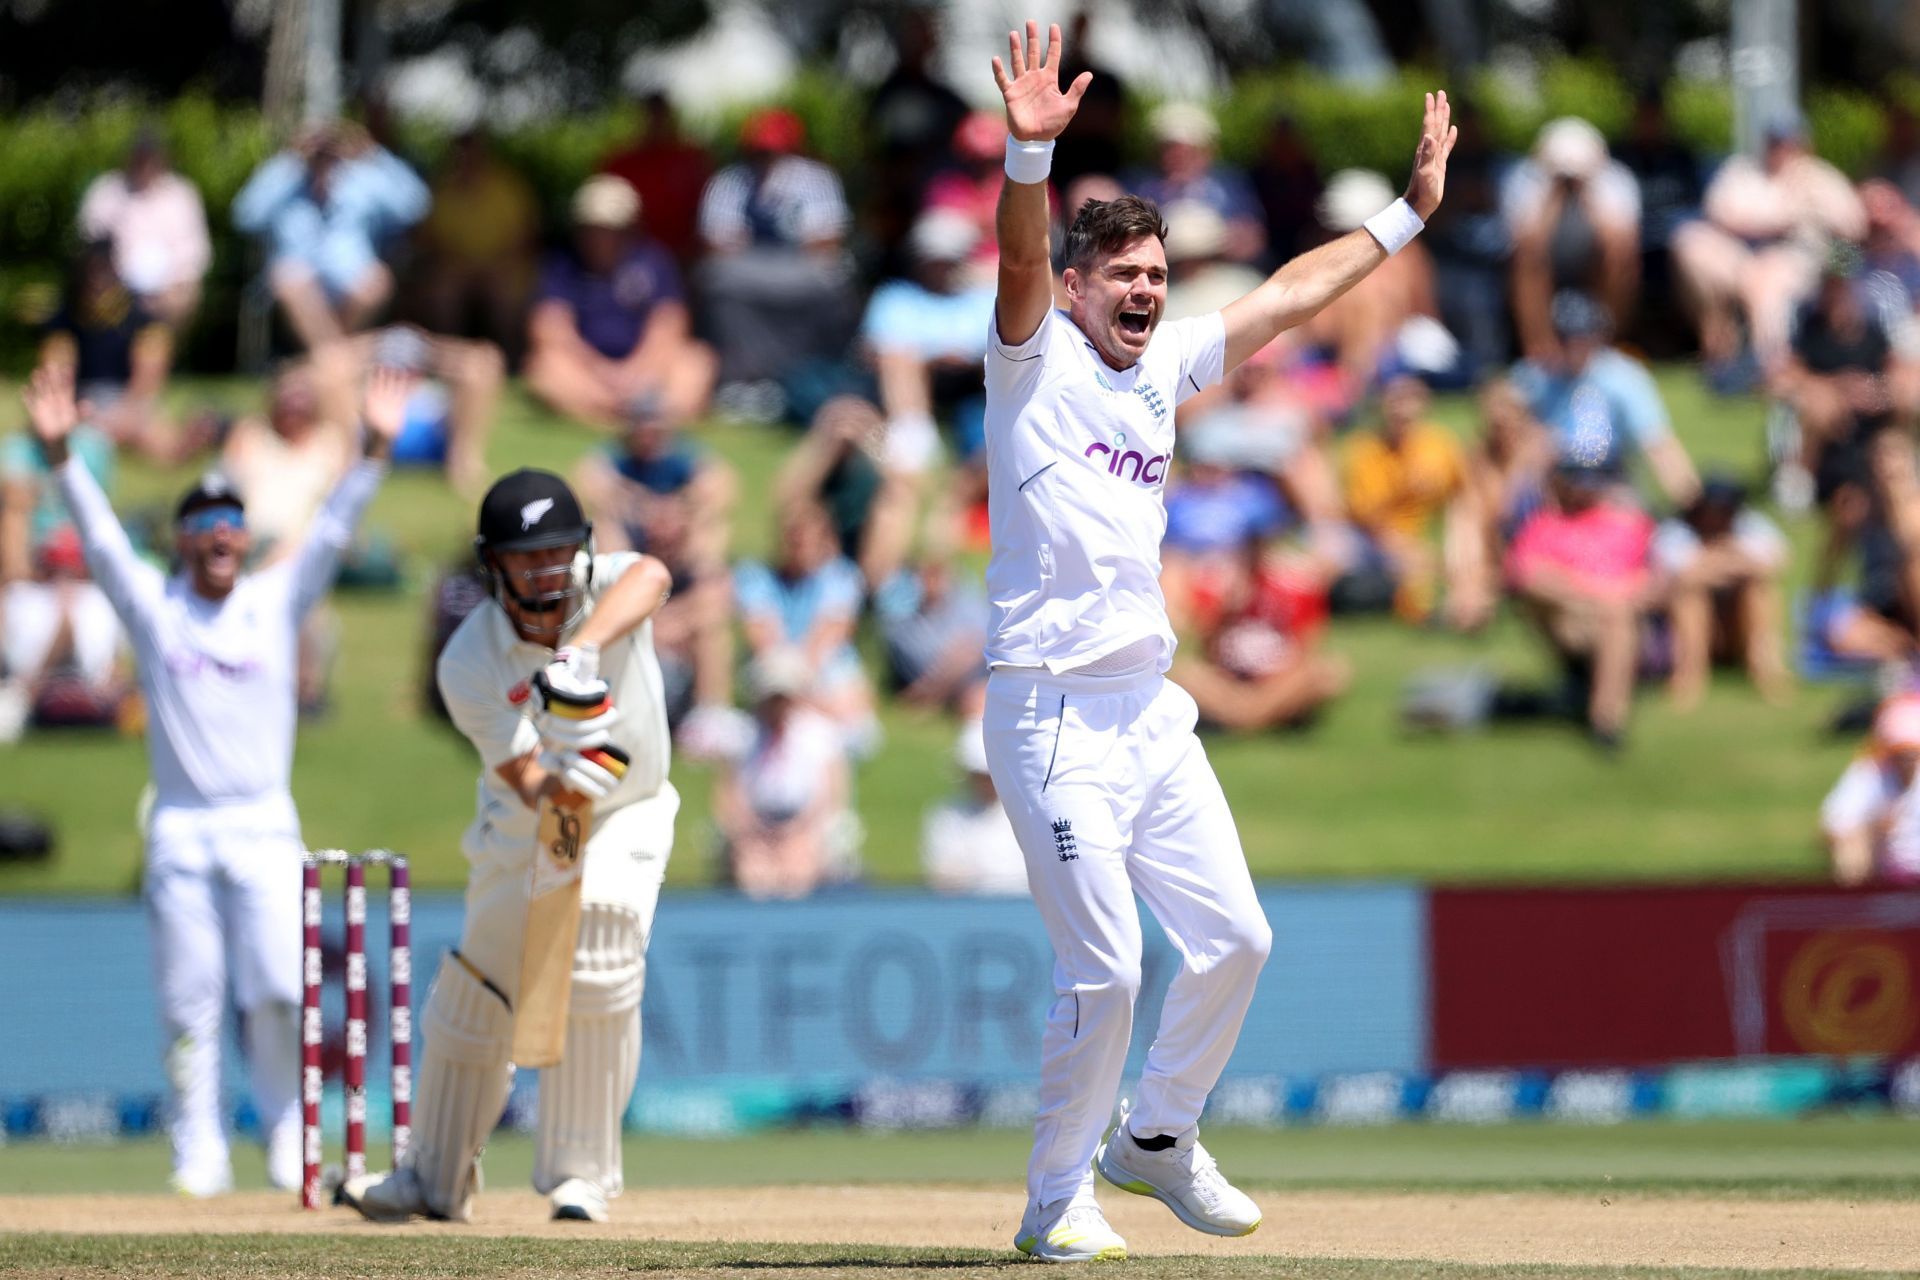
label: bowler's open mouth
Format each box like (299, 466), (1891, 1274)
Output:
(1118, 309), (1151, 336)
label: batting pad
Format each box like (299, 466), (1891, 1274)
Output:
(408, 952), (515, 1221)
(533, 902), (644, 1197)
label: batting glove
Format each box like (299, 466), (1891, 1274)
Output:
(533, 645), (621, 751)
(541, 743), (630, 802)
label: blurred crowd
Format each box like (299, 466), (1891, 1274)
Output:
(12, 13), (1920, 892)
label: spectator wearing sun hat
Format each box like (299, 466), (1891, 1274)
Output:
(1504, 117), (1643, 360)
(921, 719), (1029, 896)
(854, 209), (999, 476)
(715, 646), (857, 899)
(525, 174), (716, 431)
(1297, 169), (1457, 395)
(1127, 101), (1267, 265)
(695, 108), (858, 396)
(1823, 694), (1920, 886)
(1163, 202), (1265, 321)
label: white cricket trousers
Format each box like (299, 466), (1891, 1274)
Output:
(145, 794), (306, 1189)
(983, 666), (1272, 1210)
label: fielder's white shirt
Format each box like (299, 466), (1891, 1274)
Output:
(982, 307), (1227, 672)
(436, 551), (675, 861)
(58, 454), (384, 810)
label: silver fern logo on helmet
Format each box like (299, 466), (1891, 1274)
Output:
(519, 498), (555, 530)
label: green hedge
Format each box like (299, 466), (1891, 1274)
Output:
(0, 60), (1903, 372)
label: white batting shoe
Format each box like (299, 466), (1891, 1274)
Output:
(341, 1167), (438, 1223)
(1096, 1113), (1260, 1237)
(549, 1177), (610, 1223)
(1014, 1195), (1128, 1262)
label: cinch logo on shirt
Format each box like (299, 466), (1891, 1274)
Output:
(1083, 432), (1169, 486)
(163, 648), (264, 682)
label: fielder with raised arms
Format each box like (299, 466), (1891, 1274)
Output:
(983, 21), (1454, 1261)
(19, 361), (405, 1196)
(343, 468), (675, 1224)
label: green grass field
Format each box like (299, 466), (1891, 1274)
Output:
(0, 369), (1866, 894)
(0, 1235), (1892, 1280)
(7, 1117), (1920, 1199)
(5, 1120), (1920, 1278)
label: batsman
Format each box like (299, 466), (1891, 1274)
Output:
(344, 468), (676, 1224)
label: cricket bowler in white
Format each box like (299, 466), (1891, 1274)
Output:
(984, 22), (1455, 1260)
(343, 467), (676, 1224)
(20, 361), (406, 1196)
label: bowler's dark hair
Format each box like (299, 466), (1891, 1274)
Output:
(1062, 195), (1168, 273)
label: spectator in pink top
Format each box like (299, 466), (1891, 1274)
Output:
(923, 111), (1059, 285)
(77, 131), (211, 329)
(1506, 448), (1656, 750)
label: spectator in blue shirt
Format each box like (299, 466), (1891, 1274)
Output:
(231, 121), (428, 350)
(860, 210), (997, 475)
(874, 555), (990, 716)
(1160, 418), (1295, 631)
(733, 501), (877, 753)
(696, 109), (859, 394)
(526, 175), (718, 431)
(1509, 290), (1699, 508)
(1164, 458), (1291, 559)
(576, 392), (734, 575)
(578, 395), (738, 738)
(1128, 102), (1267, 265)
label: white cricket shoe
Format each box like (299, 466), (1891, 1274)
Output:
(1013, 1195), (1127, 1262)
(1096, 1113), (1261, 1237)
(340, 1167), (451, 1223)
(549, 1177), (610, 1223)
(169, 1165), (233, 1198)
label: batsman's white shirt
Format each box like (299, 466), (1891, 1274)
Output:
(982, 307), (1226, 673)
(429, 552), (677, 1205)
(435, 551), (678, 872)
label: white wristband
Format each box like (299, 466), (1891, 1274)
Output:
(1362, 197), (1425, 256)
(1004, 135), (1055, 185)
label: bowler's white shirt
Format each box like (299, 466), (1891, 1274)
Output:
(58, 455), (383, 810)
(437, 551), (675, 862)
(982, 307), (1226, 672)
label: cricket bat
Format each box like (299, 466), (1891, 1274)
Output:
(512, 745), (629, 1068)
